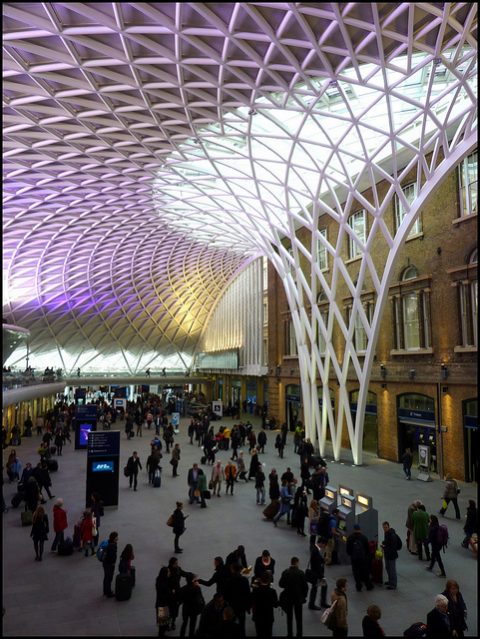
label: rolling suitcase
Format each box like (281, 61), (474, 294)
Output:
(263, 500), (280, 520)
(47, 459), (58, 472)
(58, 537), (74, 556)
(200, 455), (207, 465)
(153, 469), (161, 488)
(11, 492), (24, 508)
(370, 556), (384, 584)
(115, 573), (133, 601)
(21, 509), (33, 527)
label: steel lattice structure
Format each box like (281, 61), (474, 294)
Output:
(3, 3), (477, 462)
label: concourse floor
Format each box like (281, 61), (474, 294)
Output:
(2, 416), (477, 636)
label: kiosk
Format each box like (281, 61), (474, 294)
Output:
(355, 493), (378, 542)
(86, 430), (120, 507)
(319, 485), (338, 514)
(337, 494), (356, 564)
(74, 404), (97, 450)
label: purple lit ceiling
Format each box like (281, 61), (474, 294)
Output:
(2, 3), (477, 372)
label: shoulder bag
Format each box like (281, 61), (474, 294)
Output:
(321, 599), (337, 625)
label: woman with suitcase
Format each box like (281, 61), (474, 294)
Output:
(118, 544), (136, 587)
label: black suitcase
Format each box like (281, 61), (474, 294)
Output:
(58, 537), (74, 556)
(263, 500), (280, 520)
(47, 459), (58, 472)
(153, 469), (161, 488)
(11, 492), (24, 508)
(200, 455), (207, 465)
(202, 489), (211, 500)
(115, 573), (133, 601)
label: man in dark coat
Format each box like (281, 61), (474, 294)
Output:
(426, 594), (452, 638)
(346, 524), (374, 592)
(278, 556), (309, 638)
(223, 563), (251, 637)
(126, 451), (142, 491)
(171, 501), (188, 553)
(251, 571), (279, 638)
(103, 531), (118, 597)
(33, 462), (54, 500)
(187, 463), (204, 504)
(257, 430), (267, 454)
(197, 592), (225, 638)
(381, 521), (401, 589)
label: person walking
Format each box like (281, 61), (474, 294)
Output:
(361, 604), (385, 638)
(248, 448), (261, 481)
(236, 452), (248, 482)
(187, 463), (203, 504)
(257, 430), (267, 454)
(439, 475), (461, 519)
(426, 515), (447, 577)
(51, 498), (68, 552)
(273, 479), (293, 527)
(30, 505), (49, 561)
(126, 451), (142, 491)
(251, 571), (278, 638)
(412, 504), (431, 561)
(278, 556), (308, 638)
(33, 461), (55, 500)
(327, 578), (348, 638)
(346, 524), (373, 592)
(381, 521), (401, 590)
(308, 537), (328, 610)
(102, 531), (118, 597)
(441, 579), (467, 638)
(210, 461), (224, 497)
(170, 443), (181, 477)
(171, 501), (188, 553)
(275, 433), (285, 458)
(401, 447), (413, 480)
(406, 500), (422, 554)
(224, 460), (236, 495)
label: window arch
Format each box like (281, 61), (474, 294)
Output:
(402, 265), (419, 280)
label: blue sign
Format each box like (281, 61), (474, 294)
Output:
(398, 408), (435, 422)
(87, 431), (120, 457)
(75, 404), (98, 420)
(92, 460), (114, 472)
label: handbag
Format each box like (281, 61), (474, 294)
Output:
(92, 517), (98, 538)
(166, 514), (174, 527)
(321, 599), (337, 625)
(157, 606), (170, 626)
(194, 489), (201, 497)
(123, 465), (130, 477)
(309, 521), (319, 535)
(208, 480), (214, 490)
(441, 499), (448, 510)
(203, 490), (211, 500)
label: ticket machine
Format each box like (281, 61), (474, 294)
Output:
(319, 485), (337, 515)
(337, 494), (355, 564)
(355, 493), (378, 542)
(338, 484), (354, 500)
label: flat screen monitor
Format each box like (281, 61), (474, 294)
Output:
(79, 422), (93, 446)
(92, 460), (114, 473)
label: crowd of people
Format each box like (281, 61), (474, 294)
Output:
(2, 392), (477, 637)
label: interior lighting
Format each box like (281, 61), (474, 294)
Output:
(441, 363), (449, 380)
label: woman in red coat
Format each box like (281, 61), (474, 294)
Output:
(80, 509), (95, 557)
(51, 498), (68, 552)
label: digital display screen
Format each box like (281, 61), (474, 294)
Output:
(79, 422), (93, 445)
(92, 460), (114, 473)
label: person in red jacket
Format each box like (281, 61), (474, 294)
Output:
(51, 498), (68, 552)
(80, 509), (95, 557)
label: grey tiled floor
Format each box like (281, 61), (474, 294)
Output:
(2, 416), (477, 636)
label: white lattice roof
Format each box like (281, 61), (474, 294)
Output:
(2, 3), (477, 373)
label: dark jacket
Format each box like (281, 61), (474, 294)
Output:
(187, 467), (204, 486)
(156, 574), (176, 609)
(127, 455), (142, 474)
(309, 544), (325, 578)
(251, 583), (278, 623)
(172, 507), (187, 534)
(199, 562), (230, 595)
(269, 479), (280, 500)
(428, 523), (442, 552)
(103, 540), (117, 566)
(255, 470), (265, 489)
(346, 531), (369, 563)
(223, 573), (251, 614)
(382, 527), (400, 560)
(178, 582), (205, 616)
(426, 607), (452, 638)
(278, 566), (308, 604)
(31, 513), (49, 541)
(362, 614), (385, 638)
(253, 556), (276, 581)
(442, 589), (467, 633)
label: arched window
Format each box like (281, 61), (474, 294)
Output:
(458, 248), (478, 348)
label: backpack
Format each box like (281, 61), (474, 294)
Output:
(96, 539), (109, 562)
(403, 621), (427, 637)
(395, 533), (403, 550)
(437, 524), (449, 551)
(351, 538), (365, 561)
